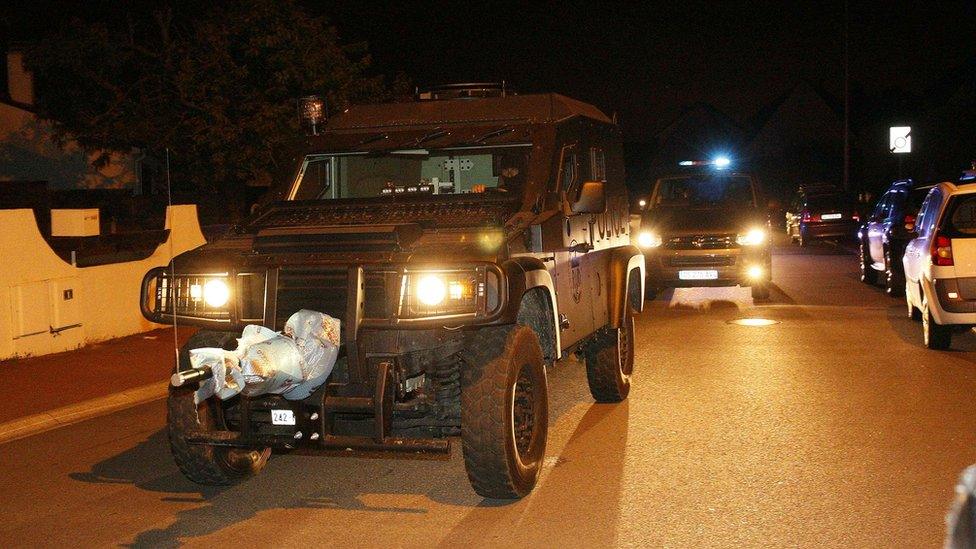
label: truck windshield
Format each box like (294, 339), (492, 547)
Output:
(290, 146), (531, 201)
(653, 175), (756, 208)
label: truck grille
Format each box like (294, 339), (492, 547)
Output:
(667, 255), (735, 267)
(275, 267), (394, 330)
(664, 234), (736, 250)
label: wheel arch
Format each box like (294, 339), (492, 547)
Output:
(608, 245), (645, 328)
(503, 257), (561, 360)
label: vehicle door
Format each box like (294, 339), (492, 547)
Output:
(551, 141), (595, 347)
(867, 192), (890, 264)
(904, 188), (941, 285)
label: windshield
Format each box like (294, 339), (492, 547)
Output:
(806, 193), (856, 210)
(290, 146), (531, 201)
(653, 174), (756, 208)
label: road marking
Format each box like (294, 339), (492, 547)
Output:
(0, 382), (168, 445)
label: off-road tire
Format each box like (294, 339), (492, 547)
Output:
(859, 240), (877, 284)
(168, 331), (271, 485)
(922, 301), (952, 350)
(584, 309), (635, 403)
(751, 282), (771, 301)
(461, 325), (548, 499)
(884, 247), (904, 297)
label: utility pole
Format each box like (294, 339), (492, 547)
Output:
(843, 0), (850, 191)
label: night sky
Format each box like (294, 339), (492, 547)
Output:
(4, 1), (975, 143)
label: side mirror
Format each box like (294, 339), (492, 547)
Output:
(572, 180), (607, 214)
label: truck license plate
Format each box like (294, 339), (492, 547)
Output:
(271, 409), (296, 426)
(678, 270), (718, 280)
(822, 213), (842, 220)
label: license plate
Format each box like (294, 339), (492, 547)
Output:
(678, 269), (718, 280)
(822, 213), (842, 220)
(271, 409), (296, 426)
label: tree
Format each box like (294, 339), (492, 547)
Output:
(24, 0), (396, 219)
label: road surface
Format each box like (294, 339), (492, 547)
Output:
(2, 238), (974, 547)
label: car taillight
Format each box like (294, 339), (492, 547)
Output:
(932, 233), (954, 266)
(852, 211), (860, 222)
(801, 211), (819, 222)
(904, 214), (916, 231)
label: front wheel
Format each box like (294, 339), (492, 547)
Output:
(859, 240), (877, 284)
(461, 325), (548, 499)
(922, 300), (952, 350)
(884, 247), (904, 297)
(751, 282), (771, 301)
(585, 309), (635, 403)
(168, 331), (271, 485)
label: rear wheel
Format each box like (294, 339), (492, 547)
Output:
(461, 325), (548, 499)
(585, 309), (635, 403)
(922, 300), (952, 350)
(884, 247), (904, 297)
(799, 228), (810, 247)
(859, 240), (877, 284)
(751, 282), (771, 301)
(168, 331), (271, 485)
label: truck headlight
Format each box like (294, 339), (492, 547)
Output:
(736, 228), (766, 246)
(203, 279), (230, 307)
(637, 231), (663, 249)
(402, 268), (489, 318)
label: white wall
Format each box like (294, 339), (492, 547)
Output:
(0, 205), (205, 360)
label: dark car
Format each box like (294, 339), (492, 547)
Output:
(858, 179), (933, 296)
(785, 185), (862, 246)
(635, 168), (772, 300)
(139, 85), (645, 499)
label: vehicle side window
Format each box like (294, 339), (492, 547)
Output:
(916, 190), (942, 237)
(871, 193), (888, 221)
(558, 144), (578, 193)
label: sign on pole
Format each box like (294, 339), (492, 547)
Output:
(890, 126), (912, 153)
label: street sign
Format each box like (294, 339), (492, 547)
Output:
(890, 126), (912, 153)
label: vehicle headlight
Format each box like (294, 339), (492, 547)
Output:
(202, 279), (230, 307)
(736, 228), (766, 246)
(403, 269), (491, 318)
(637, 231), (663, 249)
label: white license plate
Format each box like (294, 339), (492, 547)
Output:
(678, 269), (719, 280)
(822, 213), (842, 220)
(271, 409), (296, 426)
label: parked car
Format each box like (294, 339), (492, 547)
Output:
(635, 166), (772, 300)
(903, 181), (976, 349)
(857, 179), (933, 296)
(786, 185), (861, 246)
(140, 86), (645, 499)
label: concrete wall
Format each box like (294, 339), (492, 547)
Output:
(0, 205), (205, 360)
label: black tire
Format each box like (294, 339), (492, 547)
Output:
(461, 325), (548, 499)
(907, 291), (922, 321)
(584, 309), (635, 403)
(799, 228), (810, 247)
(168, 331), (271, 485)
(751, 282), (771, 301)
(859, 240), (877, 284)
(922, 301), (952, 350)
(884, 247), (904, 297)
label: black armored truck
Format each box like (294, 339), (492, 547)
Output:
(141, 84), (645, 499)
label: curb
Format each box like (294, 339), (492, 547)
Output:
(0, 381), (168, 445)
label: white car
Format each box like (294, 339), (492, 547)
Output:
(903, 181), (976, 349)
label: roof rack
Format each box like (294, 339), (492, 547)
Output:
(416, 82), (512, 101)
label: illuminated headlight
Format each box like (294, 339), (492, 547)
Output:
(203, 279), (230, 308)
(637, 231), (663, 249)
(403, 269), (490, 318)
(736, 228), (766, 246)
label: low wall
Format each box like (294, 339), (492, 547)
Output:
(0, 205), (205, 360)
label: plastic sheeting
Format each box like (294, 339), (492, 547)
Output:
(191, 310), (340, 403)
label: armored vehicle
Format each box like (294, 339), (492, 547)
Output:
(142, 85), (645, 499)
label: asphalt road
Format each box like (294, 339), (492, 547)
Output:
(3, 237), (976, 548)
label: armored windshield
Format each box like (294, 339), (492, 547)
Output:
(290, 146), (531, 201)
(652, 174), (757, 208)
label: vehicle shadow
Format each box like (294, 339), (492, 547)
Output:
(437, 400), (630, 547)
(67, 359), (595, 546)
(885, 302), (976, 353)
